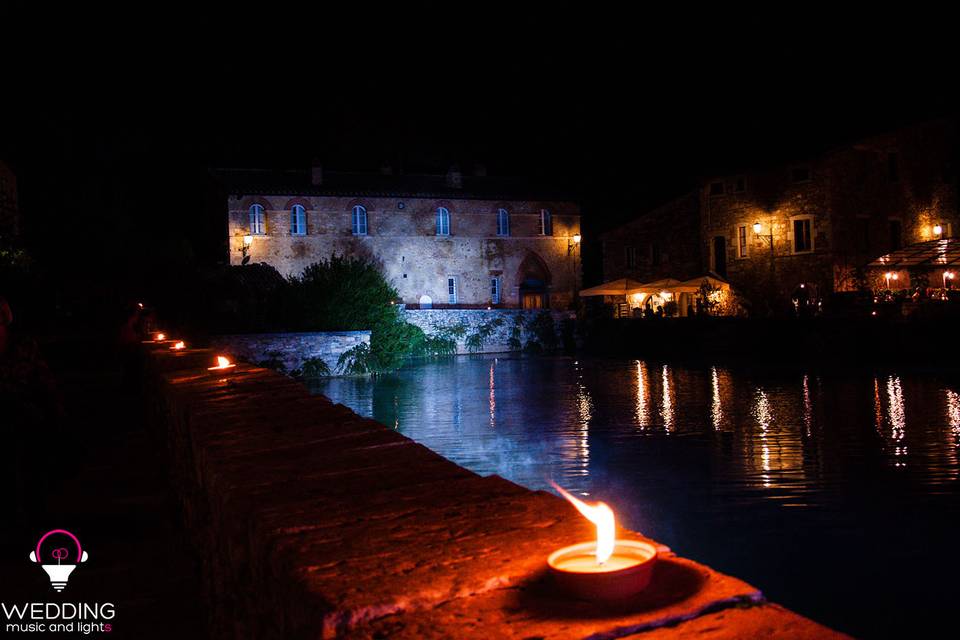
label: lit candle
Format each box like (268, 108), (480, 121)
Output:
(547, 483), (658, 601)
(170, 341), (186, 351)
(207, 355), (236, 371)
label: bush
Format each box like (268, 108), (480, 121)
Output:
(465, 317), (505, 353)
(300, 357), (332, 378)
(525, 311), (558, 351)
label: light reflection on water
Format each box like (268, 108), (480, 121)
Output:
(309, 355), (960, 638)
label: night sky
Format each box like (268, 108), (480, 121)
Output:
(2, 8), (956, 295)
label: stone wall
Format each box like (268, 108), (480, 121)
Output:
(402, 308), (575, 354)
(141, 343), (849, 639)
(227, 194), (581, 309)
(208, 331), (370, 374)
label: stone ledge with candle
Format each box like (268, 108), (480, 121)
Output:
(141, 341), (852, 640)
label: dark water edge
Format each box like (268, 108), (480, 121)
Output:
(309, 354), (960, 638)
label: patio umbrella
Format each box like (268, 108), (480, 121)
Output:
(579, 278), (650, 296)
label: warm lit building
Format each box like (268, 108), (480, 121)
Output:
(701, 119), (957, 306)
(217, 167), (582, 309)
(0, 159), (19, 241)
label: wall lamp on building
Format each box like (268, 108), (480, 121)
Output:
(943, 271), (955, 289)
(568, 233), (582, 255)
(239, 234), (253, 264)
(933, 224), (944, 238)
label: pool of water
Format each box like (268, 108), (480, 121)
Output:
(308, 355), (960, 638)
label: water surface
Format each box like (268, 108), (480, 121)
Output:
(309, 355), (960, 638)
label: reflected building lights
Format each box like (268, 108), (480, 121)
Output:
(947, 389), (960, 447)
(887, 376), (906, 467)
(635, 361), (650, 428)
(711, 366), (723, 430)
(574, 379), (593, 476)
(660, 365), (674, 432)
(802, 375), (813, 437)
(754, 389), (773, 487)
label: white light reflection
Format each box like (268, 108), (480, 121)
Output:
(887, 376), (906, 467)
(754, 389), (772, 487)
(635, 360), (650, 428)
(660, 365), (674, 432)
(573, 369), (594, 477)
(947, 389), (960, 447)
(711, 366), (722, 430)
(802, 374), (812, 436)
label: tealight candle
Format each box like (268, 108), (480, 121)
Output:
(170, 341), (186, 351)
(547, 483), (658, 601)
(208, 355), (236, 371)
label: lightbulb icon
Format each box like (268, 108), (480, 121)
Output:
(29, 529), (88, 592)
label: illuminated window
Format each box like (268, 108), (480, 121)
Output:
(290, 205), (307, 235)
(491, 277), (500, 304)
(352, 205), (368, 236)
(737, 225), (748, 258)
(447, 276), (458, 304)
(249, 204), (265, 235)
(497, 208), (510, 236)
(793, 218), (813, 253)
(436, 207), (450, 236)
(539, 209), (553, 236)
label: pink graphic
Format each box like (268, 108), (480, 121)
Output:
(29, 529), (89, 592)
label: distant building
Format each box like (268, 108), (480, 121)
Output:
(701, 119), (957, 304)
(600, 119), (957, 314)
(218, 167), (582, 309)
(600, 192), (701, 284)
(0, 159), (19, 241)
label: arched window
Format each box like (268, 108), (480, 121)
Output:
(249, 204), (266, 235)
(290, 204), (307, 235)
(352, 205), (368, 236)
(539, 209), (553, 236)
(497, 208), (510, 236)
(436, 207), (450, 236)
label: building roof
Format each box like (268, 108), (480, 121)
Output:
(868, 239), (960, 269)
(211, 168), (578, 203)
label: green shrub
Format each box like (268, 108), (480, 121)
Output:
(465, 317), (505, 353)
(525, 311), (558, 351)
(508, 314), (524, 351)
(300, 357), (332, 378)
(336, 343), (377, 375)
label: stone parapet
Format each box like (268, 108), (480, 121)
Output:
(208, 331), (370, 374)
(142, 343), (848, 639)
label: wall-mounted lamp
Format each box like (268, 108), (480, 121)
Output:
(884, 271), (899, 289)
(753, 221), (763, 234)
(934, 224), (944, 237)
(568, 233), (582, 255)
(944, 271), (955, 289)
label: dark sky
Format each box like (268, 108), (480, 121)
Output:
(1, 7), (956, 292)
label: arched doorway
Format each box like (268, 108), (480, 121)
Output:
(517, 251), (551, 309)
(418, 294), (432, 309)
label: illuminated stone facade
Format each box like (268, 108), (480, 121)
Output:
(0, 159), (19, 240)
(220, 170), (582, 309)
(701, 119), (957, 302)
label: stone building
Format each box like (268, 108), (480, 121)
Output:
(700, 119), (957, 305)
(600, 192), (702, 284)
(218, 167), (582, 309)
(0, 159), (19, 241)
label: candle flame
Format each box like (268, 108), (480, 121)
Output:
(208, 355), (235, 371)
(155, 333), (166, 341)
(171, 341), (186, 350)
(551, 481), (616, 565)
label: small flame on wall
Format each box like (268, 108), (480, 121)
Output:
(551, 481), (616, 565)
(208, 355), (235, 371)
(170, 341), (186, 350)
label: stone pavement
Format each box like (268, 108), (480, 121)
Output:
(144, 343), (850, 640)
